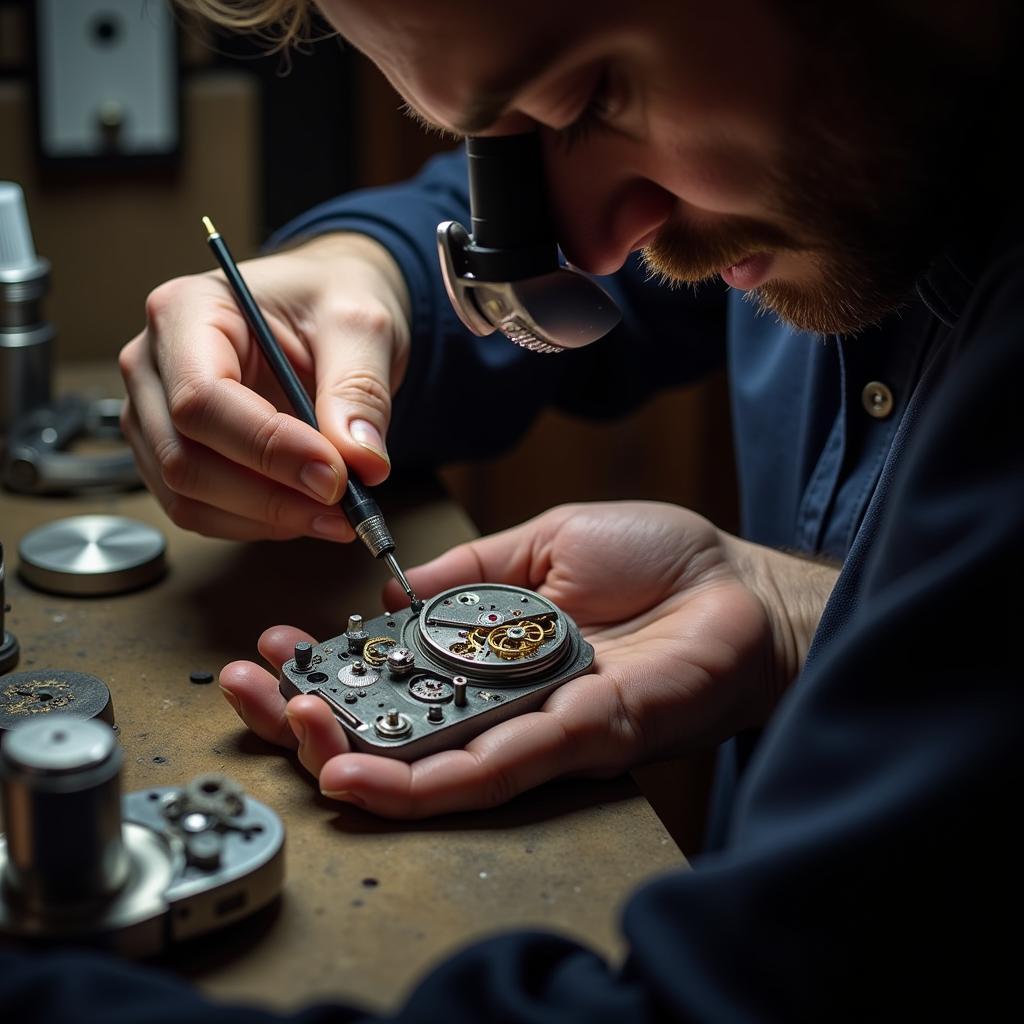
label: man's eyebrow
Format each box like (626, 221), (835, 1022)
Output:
(400, 88), (516, 138)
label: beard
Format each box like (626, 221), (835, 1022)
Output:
(640, 209), (914, 336)
(640, 9), (1008, 336)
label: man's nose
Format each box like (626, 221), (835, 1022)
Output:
(542, 131), (675, 276)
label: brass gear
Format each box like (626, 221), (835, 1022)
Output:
(487, 621), (545, 660)
(363, 636), (398, 666)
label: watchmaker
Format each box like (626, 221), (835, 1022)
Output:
(3, 0), (1020, 1019)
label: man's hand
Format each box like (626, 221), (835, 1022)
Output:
(119, 234), (410, 541)
(219, 502), (838, 818)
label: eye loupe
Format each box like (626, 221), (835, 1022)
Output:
(437, 134), (621, 354)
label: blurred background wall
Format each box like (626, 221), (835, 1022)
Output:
(0, 0), (736, 536)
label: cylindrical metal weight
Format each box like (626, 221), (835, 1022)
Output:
(0, 716), (128, 912)
(0, 181), (54, 443)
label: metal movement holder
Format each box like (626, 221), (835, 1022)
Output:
(0, 716), (286, 954)
(0, 181), (138, 492)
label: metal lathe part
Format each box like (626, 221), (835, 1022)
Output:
(0, 716), (127, 911)
(0, 182), (53, 440)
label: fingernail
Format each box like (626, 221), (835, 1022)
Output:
(312, 514), (353, 541)
(286, 712), (306, 745)
(299, 461), (341, 503)
(219, 687), (241, 713)
(349, 419), (389, 465)
(321, 788), (366, 808)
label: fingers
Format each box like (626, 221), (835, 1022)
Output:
(316, 703), (596, 819)
(218, 625), (318, 748)
(121, 339), (354, 542)
(284, 695), (353, 779)
(218, 659), (297, 749)
(221, 625), (354, 779)
(125, 277), (350, 512)
(121, 245), (412, 540)
(308, 297), (397, 488)
(140, 301), (350, 502)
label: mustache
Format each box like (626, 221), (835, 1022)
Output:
(640, 212), (800, 284)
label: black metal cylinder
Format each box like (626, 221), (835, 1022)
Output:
(0, 715), (127, 911)
(465, 134), (559, 280)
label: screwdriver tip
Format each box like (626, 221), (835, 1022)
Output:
(383, 550), (419, 609)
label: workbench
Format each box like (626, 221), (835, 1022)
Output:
(0, 365), (686, 1015)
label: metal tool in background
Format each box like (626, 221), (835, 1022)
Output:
(0, 542), (19, 674)
(0, 181), (138, 493)
(437, 133), (622, 354)
(18, 514), (166, 596)
(0, 715), (285, 955)
(0, 668), (114, 733)
(0, 181), (52, 433)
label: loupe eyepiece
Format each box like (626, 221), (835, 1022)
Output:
(437, 134), (621, 353)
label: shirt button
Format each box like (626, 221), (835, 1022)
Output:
(861, 381), (894, 419)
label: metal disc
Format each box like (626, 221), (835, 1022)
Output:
(0, 668), (114, 732)
(18, 515), (165, 596)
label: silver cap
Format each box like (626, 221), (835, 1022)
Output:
(0, 182), (47, 277)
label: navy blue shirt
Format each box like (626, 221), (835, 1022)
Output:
(2, 150), (1020, 1020)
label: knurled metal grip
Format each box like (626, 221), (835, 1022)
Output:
(354, 514), (394, 558)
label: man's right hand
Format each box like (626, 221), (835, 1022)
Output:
(119, 233), (411, 541)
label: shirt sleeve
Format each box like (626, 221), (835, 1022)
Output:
(268, 148), (727, 471)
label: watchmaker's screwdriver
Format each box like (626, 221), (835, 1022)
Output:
(202, 217), (419, 610)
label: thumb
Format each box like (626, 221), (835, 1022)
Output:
(382, 510), (570, 609)
(312, 314), (396, 488)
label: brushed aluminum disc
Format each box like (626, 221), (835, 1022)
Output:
(18, 515), (166, 596)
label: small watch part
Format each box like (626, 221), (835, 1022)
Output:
(426, 705), (444, 724)
(386, 646), (416, 677)
(408, 674), (454, 703)
(344, 614), (369, 653)
(374, 707), (412, 739)
(163, 774), (245, 823)
(337, 661), (381, 688)
(453, 676), (468, 708)
(185, 831), (224, 871)
(293, 642), (313, 672)
(362, 636), (398, 667)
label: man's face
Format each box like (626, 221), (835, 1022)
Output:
(319, 1), (983, 335)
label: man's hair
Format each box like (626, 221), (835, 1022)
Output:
(174, 1), (312, 49)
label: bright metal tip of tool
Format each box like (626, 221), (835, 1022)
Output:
(382, 551), (418, 608)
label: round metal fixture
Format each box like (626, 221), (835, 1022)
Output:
(18, 515), (165, 595)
